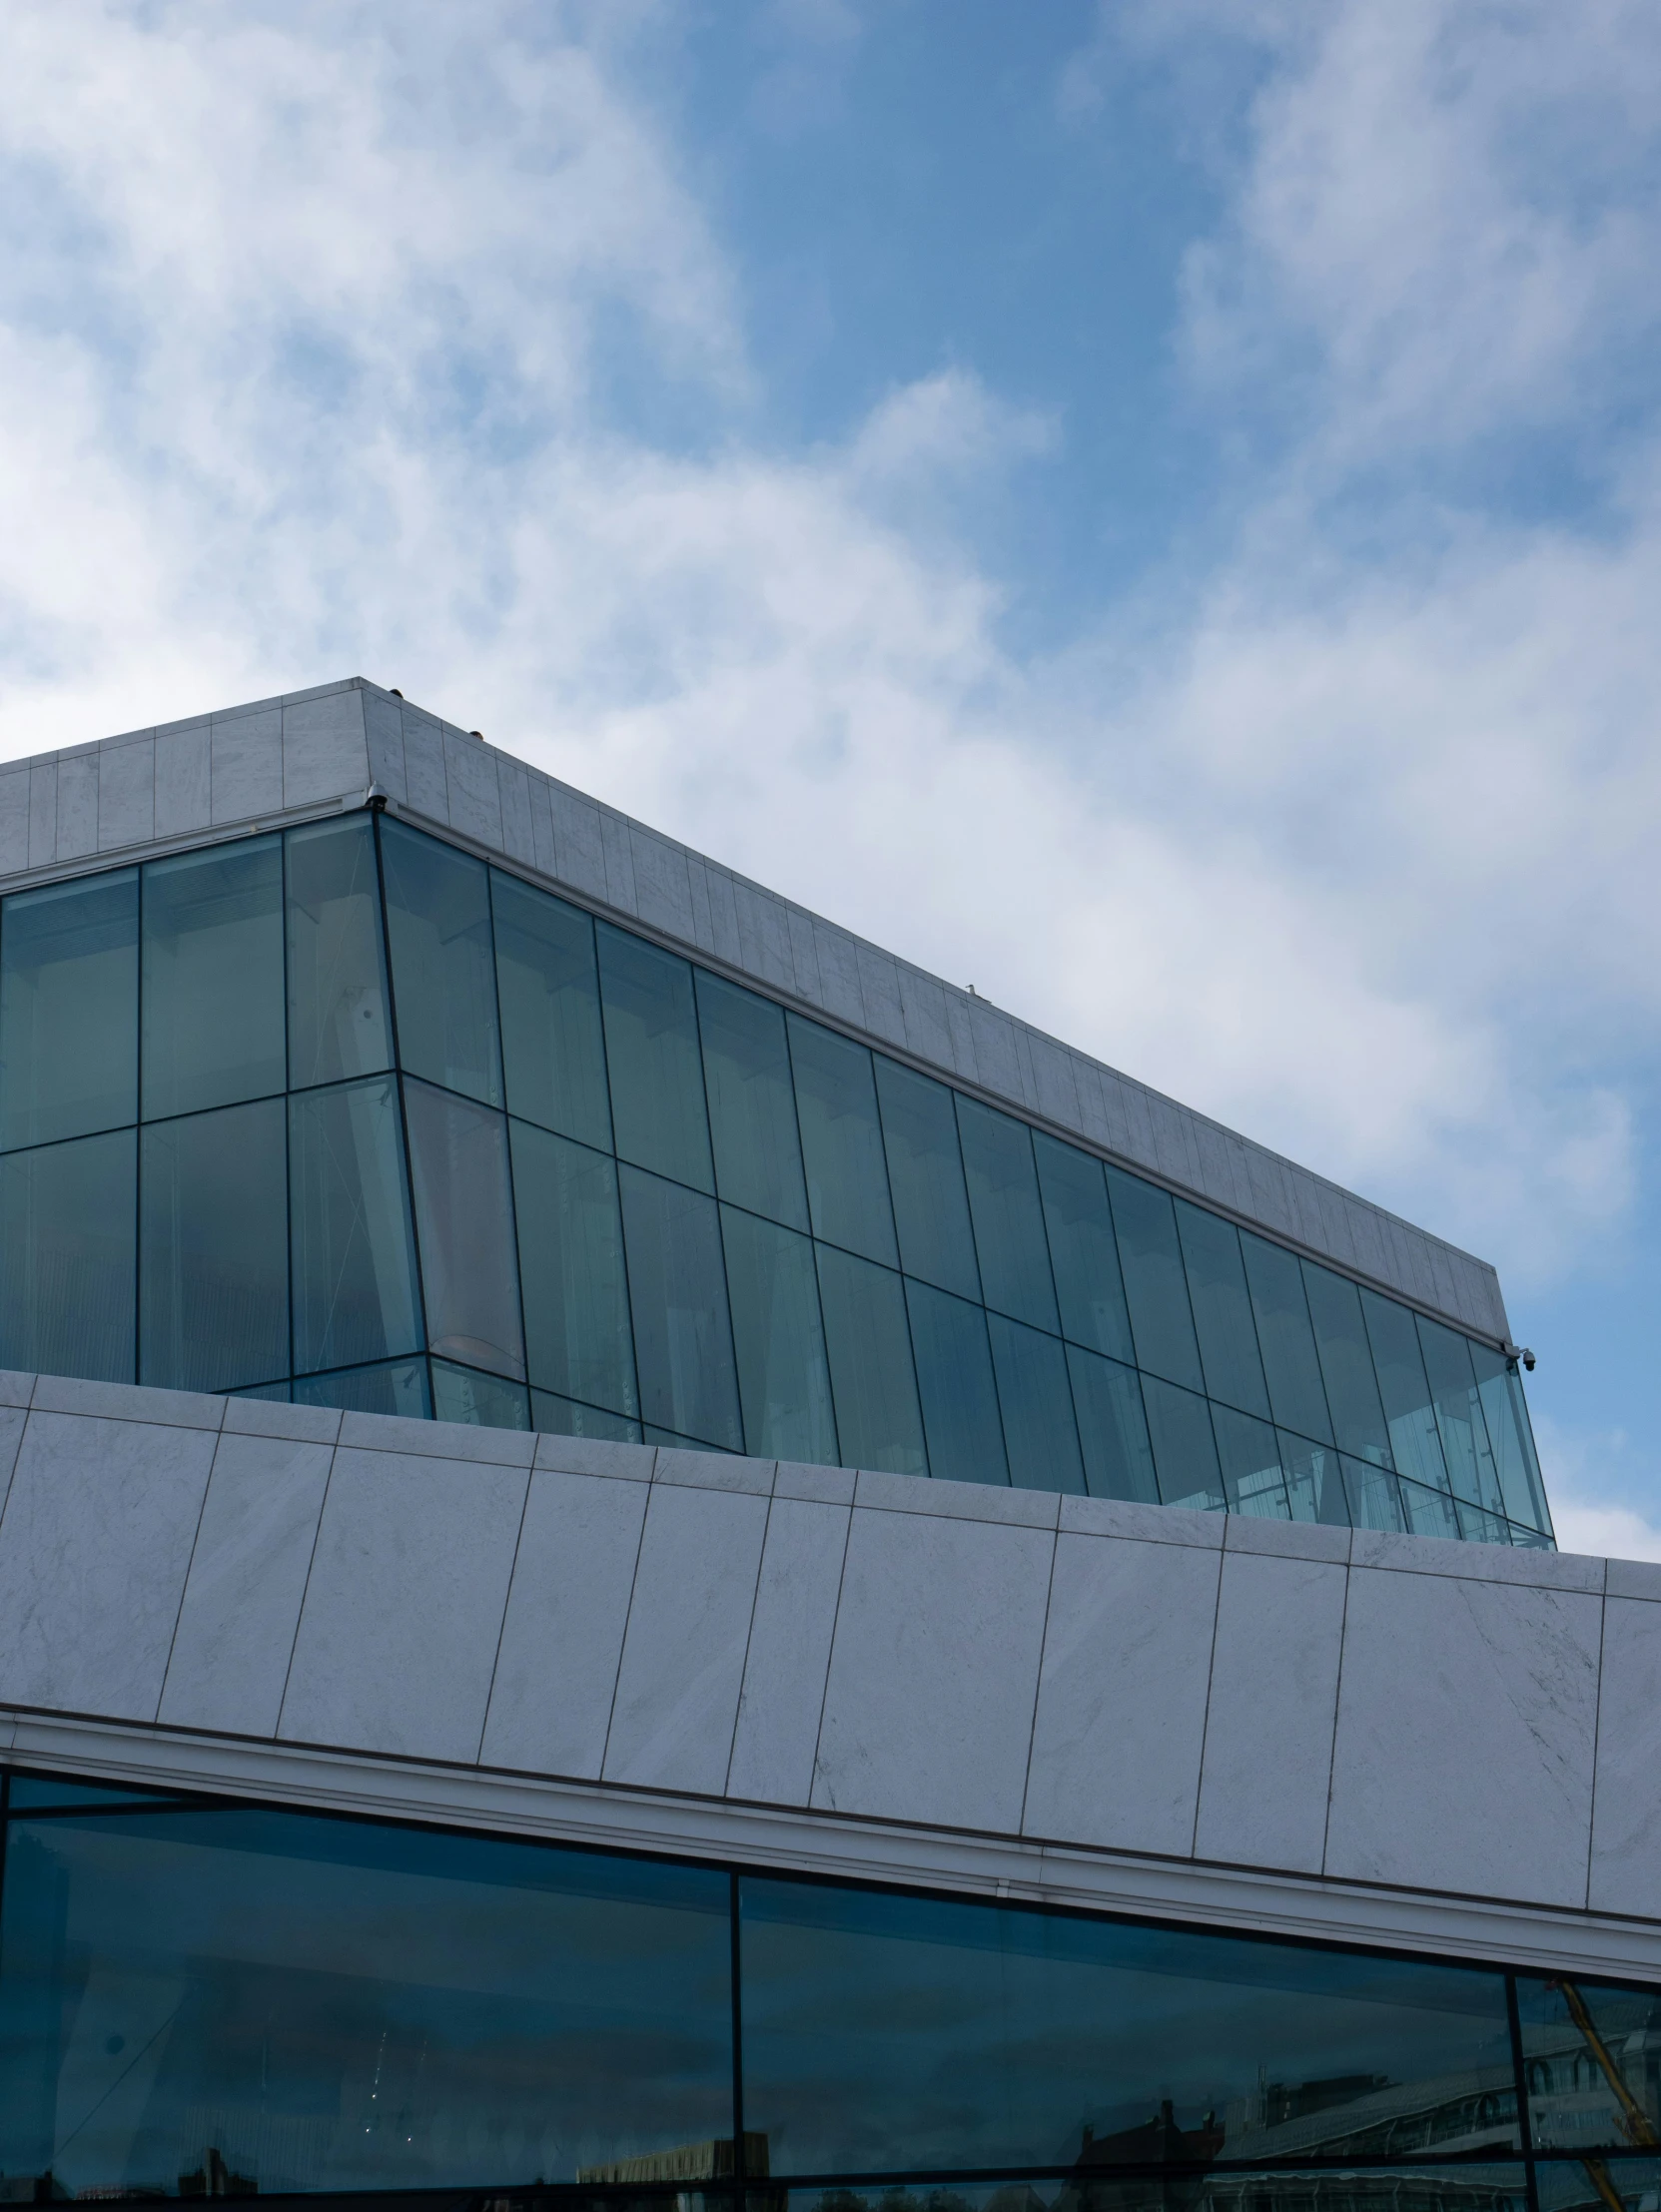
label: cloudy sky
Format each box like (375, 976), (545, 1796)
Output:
(1, 0), (1657, 1555)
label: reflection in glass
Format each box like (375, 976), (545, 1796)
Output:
(958, 1098), (1059, 1334)
(990, 1312), (1085, 1494)
(1177, 1201), (1271, 1420)
(0, 1130), (136, 1382)
(492, 871), (612, 1151)
(0, 1806), (734, 2196)
(5, 1775), (181, 1811)
(1213, 1404), (1291, 1519)
(1278, 1434), (1350, 1526)
(380, 819), (502, 1106)
(1361, 1288), (1453, 1497)
(700, 973), (809, 1231)
(1469, 1339), (1552, 1534)
(531, 1391), (643, 1444)
(142, 837), (286, 1119)
(1068, 1344), (1159, 1504)
(618, 1165), (742, 1450)
(875, 1057), (980, 1300)
(907, 1278), (1009, 1487)
(1143, 1375), (1225, 1512)
(0, 868), (138, 1148)
(1036, 1133), (1136, 1364)
(1419, 1318), (1505, 1517)
(293, 1357), (430, 1419)
(1341, 1452), (1407, 1533)
(1399, 1476), (1462, 1541)
(721, 1206), (837, 1463)
(1243, 1234), (1333, 1446)
(403, 1078), (525, 1380)
(1304, 1264), (1393, 1465)
(1518, 1975), (1661, 2154)
(789, 1018), (898, 1267)
(431, 1356), (531, 1430)
(815, 1244), (926, 1475)
(772, 2175), (1530, 2212)
(512, 1121), (637, 1418)
(1107, 1169), (1204, 1393)
(289, 1078), (420, 1374)
(140, 1101), (288, 1392)
(285, 816), (391, 1089)
(598, 924), (713, 1192)
(1536, 2162), (1661, 2212)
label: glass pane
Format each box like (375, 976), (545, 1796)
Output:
(1518, 1974), (1661, 2152)
(293, 1357), (430, 1419)
(491, 871), (611, 1151)
(618, 1164), (742, 1450)
(1106, 1167), (1204, 1391)
(380, 819), (501, 1106)
(988, 1311), (1085, 1494)
(739, 1872), (1516, 2177)
(1035, 1133), (1135, 1363)
(1142, 1374), (1225, 1511)
(957, 1097), (1059, 1332)
(1418, 1315), (1505, 1515)
(874, 1058), (979, 1299)
(597, 924), (712, 1192)
(1213, 1404), (1291, 1518)
(430, 1357), (530, 1430)
(0, 868), (138, 1148)
(698, 972), (808, 1231)
(403, 1078), (525, 1381)
(1399, 1475), (1462, 1540)
(1469, 1339), (1553, 1532)
(814, 1243), (925, 1475)
(511, 1121), (637, 1417)
(232, 1381), (291, 1403)
(5, 1776), (182, 1812)
(1243, 1231), (1334, 1444)
(1304, 1262), (1392, 1464)
(531, 1392), (643, 1444)
(0, 1130), (135, 1382)
(721, 1205), (837, 1463)
(1457, 1495), (1517, 1544)
(772, 2176), (1528, 2212)
(1537, 2161), (1661, 2212)
(1067, 1343), (1159, 1503)
(906, 1278), (1008, 1487)
(140, 1101), (288, 1393)
(788, 1016), (897, 1266)
(1361, 1287), (1453, 1495)
(0, 1805), (733, 2195)
(285, 816), (391, 1089)
(1341, 1451), (1407, 1532)
(1279, 1432), (1350, 1526)
(142, 837), (285, 1119)
(289, 1078), (420, 1375)
(1176, 1200), (1270, 1419)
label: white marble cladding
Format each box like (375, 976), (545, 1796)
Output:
(0, 1370), (1652, 1970)
(0, 678), (1508, 1344)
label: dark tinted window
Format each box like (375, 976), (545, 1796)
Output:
(491, 872), (611, 1152)
(0, 869), (138, 1147)
(143, 838), (285, 1119)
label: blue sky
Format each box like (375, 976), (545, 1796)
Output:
(1, 0), (1659, 1553)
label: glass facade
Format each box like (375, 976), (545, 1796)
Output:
(0, 1763), (1644, 2204)
(0, 813), (1552, 1542)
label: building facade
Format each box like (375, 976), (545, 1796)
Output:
(0, 680), (1654, 2212)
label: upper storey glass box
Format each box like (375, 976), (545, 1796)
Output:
(0, 809), (1553, 1547)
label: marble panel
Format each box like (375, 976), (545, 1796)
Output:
(279, 1445), (528, 1764)
(728, 1495), (850, 1806)
(548, 786), (608, 900)
(98, 738), (155, 851)
(813, 1506), (1054, 1832)
(28, 763), (57, 867)
(599, 811), (638, 913)
(774, 1458), (855, 1505)
(1059, 1492), (1223, 1548)
(684, 855), (716, 951)
(0, 1405), (28, 1514)
(1589, 1595), (1661, 1917)
(223, 1394), (342, 1444)
(1606, 1558), (1661, 1603)
(855, 945), (907, 1048)
(1024, 1532), (1222, 1854)
(30, 1374), (224, 1429)
(785, 904), (820, 997)
(337, 1408), (534, 1465)
(496, 756), (535, 864)
(0, 1370), (34, 1409)
(1349, 1526), (1601, 1593)
(210, 708), (283, 822)
(528, 774), (557, 879)
(734, 885), (793, 991)
(897, 967), (955, 1071)
(363, 691), (409, 804)
(442, 728), (503, 844)
(653, 1446), (774, 1496)
(480, 1468), (650, 1779)
(811, 922), (866, 1026)
(630, 828), (696, 939)
(1224, 1513), (1349, 1564)
(1029, 1036), (1083, 1128)
(855, 1464), (1058, 1530)
(533, 1432), (655, 1480)
(0, 769), (31, 873)
(703, 867), (743, 966)
(55, 753), (99, 859)
(965, 1000), (1024, 1103)
(283, 689), (368, 808)
(1325, 1566), (1600, 1905)
(155, 724), (212, 836)
(401, 710), (448, 819)
(943, 986), (979, 1081)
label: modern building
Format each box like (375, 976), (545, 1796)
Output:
(0, 678), (1654, 2212)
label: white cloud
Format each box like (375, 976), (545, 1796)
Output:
(1534, 1414), (1661, 1563)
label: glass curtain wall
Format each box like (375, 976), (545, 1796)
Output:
(0, 1762), (1643, 2205)
(0, 815), (1552, 1544)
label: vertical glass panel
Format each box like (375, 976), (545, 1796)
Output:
(1537, 2162), (1661, 2212)
(379, 819), (501, 1106)
(1212, 1405), (1290, 1518)
(1034, 1133), (1136, 1363)
(1418, 1315), (1505, 1514)
(957, 1098), (1059, 1333)
(1176, 1200), (1271, 1419)
(142, 837), (285, 1119)
(402, 1078), (525, 1381)
(1242, 1232), (1334, 1444)
(874, 1058), (979, 1299)
(1456, 1495), (1517, 1544)
(511, 1121), (637, 1417)
(987, 1311), (1085, 1494)
(289, 1078), (420, 1375)
(0, 1806), (734, 2195)
(430, 1358), (531, 1430)
(788, 1017), (898, 1266)
(0, 1130), (135, 1381)
(1469, 1339), (1553, 1532)
(0, 868), (138, 1147)
(697, 972), (808, 1230)
(140, 1100), (288, 1392)
(530, 1391), (643, 1444)
(1399, 1476), (1462, 1540)
(1067, 1344), (1159, 1503)
(906, 1279), (1008, 1487)
(491, 871), (611, 1151)
(1341, 1451), (1407, 1532)
(1518, 1974), (1661, 2152)
(596, 924), (712, 1192)
(285, 816), (391, 1089)
(1141, 1374), (1225, 1511)
(293, 1357), (430, 1419)
(1106, 1167), (1205, 1391)
(617, 1164), (742, 1450)
(721, 1205), (837, 1463)
(814, 1244), (925, 1475)
(1279, 1433), (1350, 1526)
(738, 1871), (1517, 2178)
(1361, 1286), (1453, 1495)
(1303, 1262), (1392, 1464)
